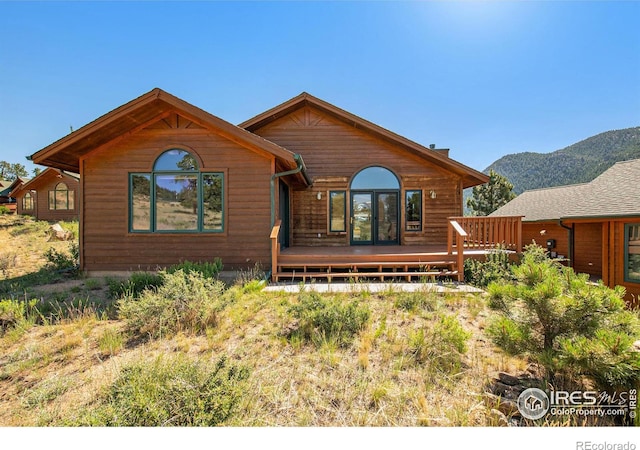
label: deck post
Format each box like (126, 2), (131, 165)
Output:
(270, 220), (282, 282)
(456, 232), (464, 282)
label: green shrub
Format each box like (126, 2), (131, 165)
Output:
(73, 355), (249, 426)
(408, 313), (470, 373)
(0, 298), (38, 333)
(44, 243), (79, 273)
(108, 272), (164, 299)
(486, 246), (640, 390)
(117, 270), (225, 339)
(288, 291), (370, 347)
(0, 205), (10, 215)
(464, 245), (513, 288)
(166, 258), (223, 279)
(394, 291), (438, 312)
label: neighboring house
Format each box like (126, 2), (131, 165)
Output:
(0, 178), (27, 213)
(29, 88), (499, 277)
(10, 168), (79, 221)
(491, 159), (640, 303)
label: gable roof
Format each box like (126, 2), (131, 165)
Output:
(491, 159), (640, 221)
(30, 88), (303, 176)
(0, 177), (29, 197)
(9, 168), (78, 198)
(240, 92), (489, 188)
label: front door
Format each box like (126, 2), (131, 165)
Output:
(350, 191), (399, 245)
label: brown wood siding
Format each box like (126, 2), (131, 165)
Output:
(611, 220), (640, 306)
(81, 125), (273, 272)
(572, 222), (602, 277)
(14, 173), (79, 222)
(524, 219), (639, 305)
(255, 105), (462, 247)
(521, 222), (570, 258)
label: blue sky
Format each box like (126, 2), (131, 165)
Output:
(1, 1), (639, 175)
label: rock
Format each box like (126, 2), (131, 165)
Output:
(483, 392), (520, 416)
(491, 381), (524, 399)
(497, 372), (521, 386)
(633, 340), (640, 352)
(49, 223), (73, 241)
(488, 408), (509, 427)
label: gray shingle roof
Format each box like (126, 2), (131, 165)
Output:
(490, 158), (640, 221)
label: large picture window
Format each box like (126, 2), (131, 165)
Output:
(48, 182), (74, 210)
(22, 192), (34, 211)
(329, 191), (346, 232)
(625, 224), (640, 283)
(405, 190), (422, 231)
(129, 149), (224, 233)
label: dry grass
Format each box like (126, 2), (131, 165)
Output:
(0, 214), (529, 426)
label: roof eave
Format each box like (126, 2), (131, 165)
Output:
(241, 92), (488, 187)
(30, 88), (299, 171)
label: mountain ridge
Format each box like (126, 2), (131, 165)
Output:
(484, 126), (640, 194)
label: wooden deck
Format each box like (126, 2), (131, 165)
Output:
(270, 216), (523, 283)
(273, 245), (469, 282)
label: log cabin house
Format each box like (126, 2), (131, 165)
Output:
(491, 159), (640, 305)
(29, 88), (522, 280)
(9, 168), (79, 221)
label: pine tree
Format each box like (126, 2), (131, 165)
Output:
(466, 170), (516, 216)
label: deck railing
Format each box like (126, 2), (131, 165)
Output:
(447, 216), (523, 253)
(270, 220), (282, 281)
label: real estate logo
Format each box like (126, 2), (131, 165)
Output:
(517, 388), (637, 421)
(517, 388), (550, 420)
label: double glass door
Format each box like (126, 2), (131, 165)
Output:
(350, 191), (399, 245)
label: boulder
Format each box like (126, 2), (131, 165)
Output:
(48, 223), (73, 241)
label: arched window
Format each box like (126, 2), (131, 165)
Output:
(350, 166), (400, 190)
(130, 149), (224, 233)
(48, 182), (74, 210)
(23, 192), (34, 211)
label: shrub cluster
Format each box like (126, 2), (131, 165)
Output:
(117, 269), (226, 339)
(108, 272), (164, 299)
(166, 258), (223, 279)
(0, 298), (38, 333)
(464, 245), (513, 288)
(288, 291), (370, 347)
(74, 355), (249, 426)
(486, 245), (640, 390)
(408, 313), (470, 374)
(44, 243), (79, 274)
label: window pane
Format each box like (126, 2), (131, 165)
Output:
(155, 174), (198, 231)
(351, 166), (399, 190)
(405, 190), (422, 231)
(68, 191), (75, 210)
(329, 191), (346, 232)
(23, 193), (33, 210)
(131, 174), (151, 231)
(153, 149), (199, 171)
(628, 224), (640, 282)
(48, 191), (55, 210)
(55, 190), (68, 210)
(377, 192), (398, 242)
(203, 173), (223, 231)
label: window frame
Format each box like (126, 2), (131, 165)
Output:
(624, 223), (640, 284)
(22, 192), (34, 211)
(405, 189), (422, 232)
(128, 149), (225, 234)
(328, 190), (347, 233)
(48, 182), (74, 211)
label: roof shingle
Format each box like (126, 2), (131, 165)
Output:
(490, 159), (640, 221)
